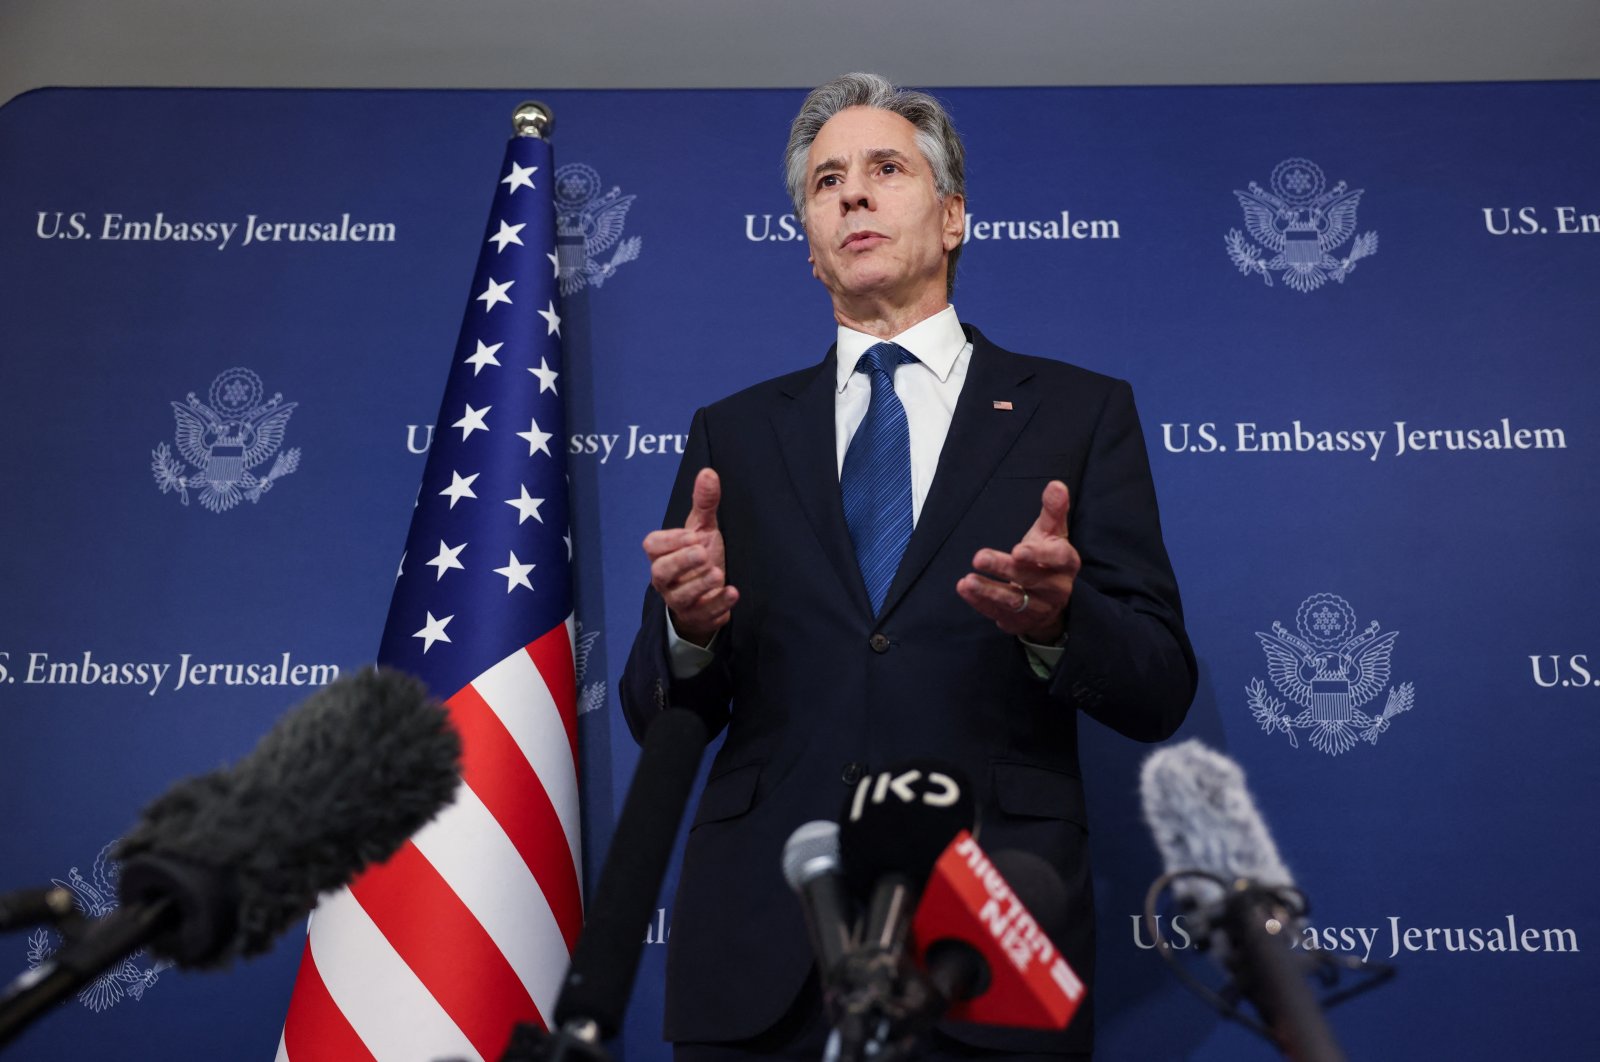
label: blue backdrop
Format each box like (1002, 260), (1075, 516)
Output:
(0, 82), (1595, 1060)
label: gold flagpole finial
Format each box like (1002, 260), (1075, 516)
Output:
(512, 101), (554, 140)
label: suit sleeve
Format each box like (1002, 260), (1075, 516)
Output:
(1049, 379), (1197, 741)
(618, 406), (735, 745)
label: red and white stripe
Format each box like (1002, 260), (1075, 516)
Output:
(278, 622), (582, 1062)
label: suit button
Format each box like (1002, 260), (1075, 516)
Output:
(841, 761), (866, 785)
(868, 633), (890, 653)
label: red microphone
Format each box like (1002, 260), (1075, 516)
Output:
(908, 830), (1084, 1030)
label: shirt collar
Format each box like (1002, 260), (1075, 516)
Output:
(834, 305), (965, 392)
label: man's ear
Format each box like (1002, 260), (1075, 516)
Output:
(942, 194), (966, 252)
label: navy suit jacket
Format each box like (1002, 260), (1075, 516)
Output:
(620, 325), (1196, 1052)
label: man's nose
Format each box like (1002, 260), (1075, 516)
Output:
(837, 171), (873, 213)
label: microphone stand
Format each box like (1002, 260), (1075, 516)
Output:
(495, 1017), (612, 1062)
(1144, 871), (1394, 1061)
(826, 948), (941, 1062)
(0, 887), (80, 937)
(1220, 884), (1346, 1062)
(495, 708), (710, 1062)
(0, 900), (173, 1049)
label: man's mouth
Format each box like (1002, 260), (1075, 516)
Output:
(841, 230), (886, 249)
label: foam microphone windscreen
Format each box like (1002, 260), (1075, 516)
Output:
(1140, 743), (1348, 1061)
(837, 759), (975, 898)
(1139, 739), (1294, 911)
(112, 666), (461, 966)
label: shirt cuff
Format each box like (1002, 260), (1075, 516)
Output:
(1021, 635), (1066, 680)
(666, 604), (718, 679)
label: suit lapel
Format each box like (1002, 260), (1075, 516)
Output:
(773, 348), (875, 615)
(878, 328), (1038, 620)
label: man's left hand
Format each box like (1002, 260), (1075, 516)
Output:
(957, 480), (1079, 642)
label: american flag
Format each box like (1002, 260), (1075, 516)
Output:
(278, 124), (581, 1062)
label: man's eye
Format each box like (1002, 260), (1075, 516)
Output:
(818, 174), (840, 188)
(881, 163), (898, 174)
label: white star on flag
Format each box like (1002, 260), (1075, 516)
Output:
(412, 611), (453, 652)
(505, 484), (546, 524)
(453, 403), (492, 439)
(439, 471), (480, 508)
(477, 277), (514, 311)
(547, 250), (560, 278)
(488, 219), (526, 252)
(500, 161), (538, 193)
(528, 357), (559, 394)
(538, 300), (562, 336)
(492, 551), (536, 593)
(426, 539), (467, 579)
(517, 417), (554, 457)
(463, 339), (504, 375)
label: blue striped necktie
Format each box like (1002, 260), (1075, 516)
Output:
(840, 342), (917, 615)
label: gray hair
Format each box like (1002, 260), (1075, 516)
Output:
(784, 72), (966, 297)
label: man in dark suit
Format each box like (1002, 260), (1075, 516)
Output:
(620, 73), (1196, 1059)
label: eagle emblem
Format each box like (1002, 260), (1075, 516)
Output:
(554, 163), (643, 296)
(1247, 593), (1416, 756)
(574, 618), (607, 716)
(151, 367), (300, 512)
(25, 843), (172, 1012)
(1226, 158), (1379, 293)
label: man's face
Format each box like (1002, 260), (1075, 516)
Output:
(802, 106), (964, 311)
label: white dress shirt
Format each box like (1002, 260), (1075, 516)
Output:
(832, 304), (970, 526)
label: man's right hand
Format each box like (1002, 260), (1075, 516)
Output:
(643, 467), (738, 647)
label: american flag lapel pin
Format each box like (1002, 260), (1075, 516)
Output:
(992, 400), (1014, 411)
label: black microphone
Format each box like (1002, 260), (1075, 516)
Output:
(781, 820), (855, 993)
(0, 667), (462, 1048)
(830, 761), (974, 1061)
(548, 707), (710, 1042)
(838, 760), (975, 955)
(1140, 740), (1346, 1062)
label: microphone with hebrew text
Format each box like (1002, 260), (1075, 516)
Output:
(0, 667), (462, 1050)
(838, 760), (975, 957)
(1140, 740), (1347, 1062)
(828, 761), (974, 1061)
(907, 838), (1083, 1031)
